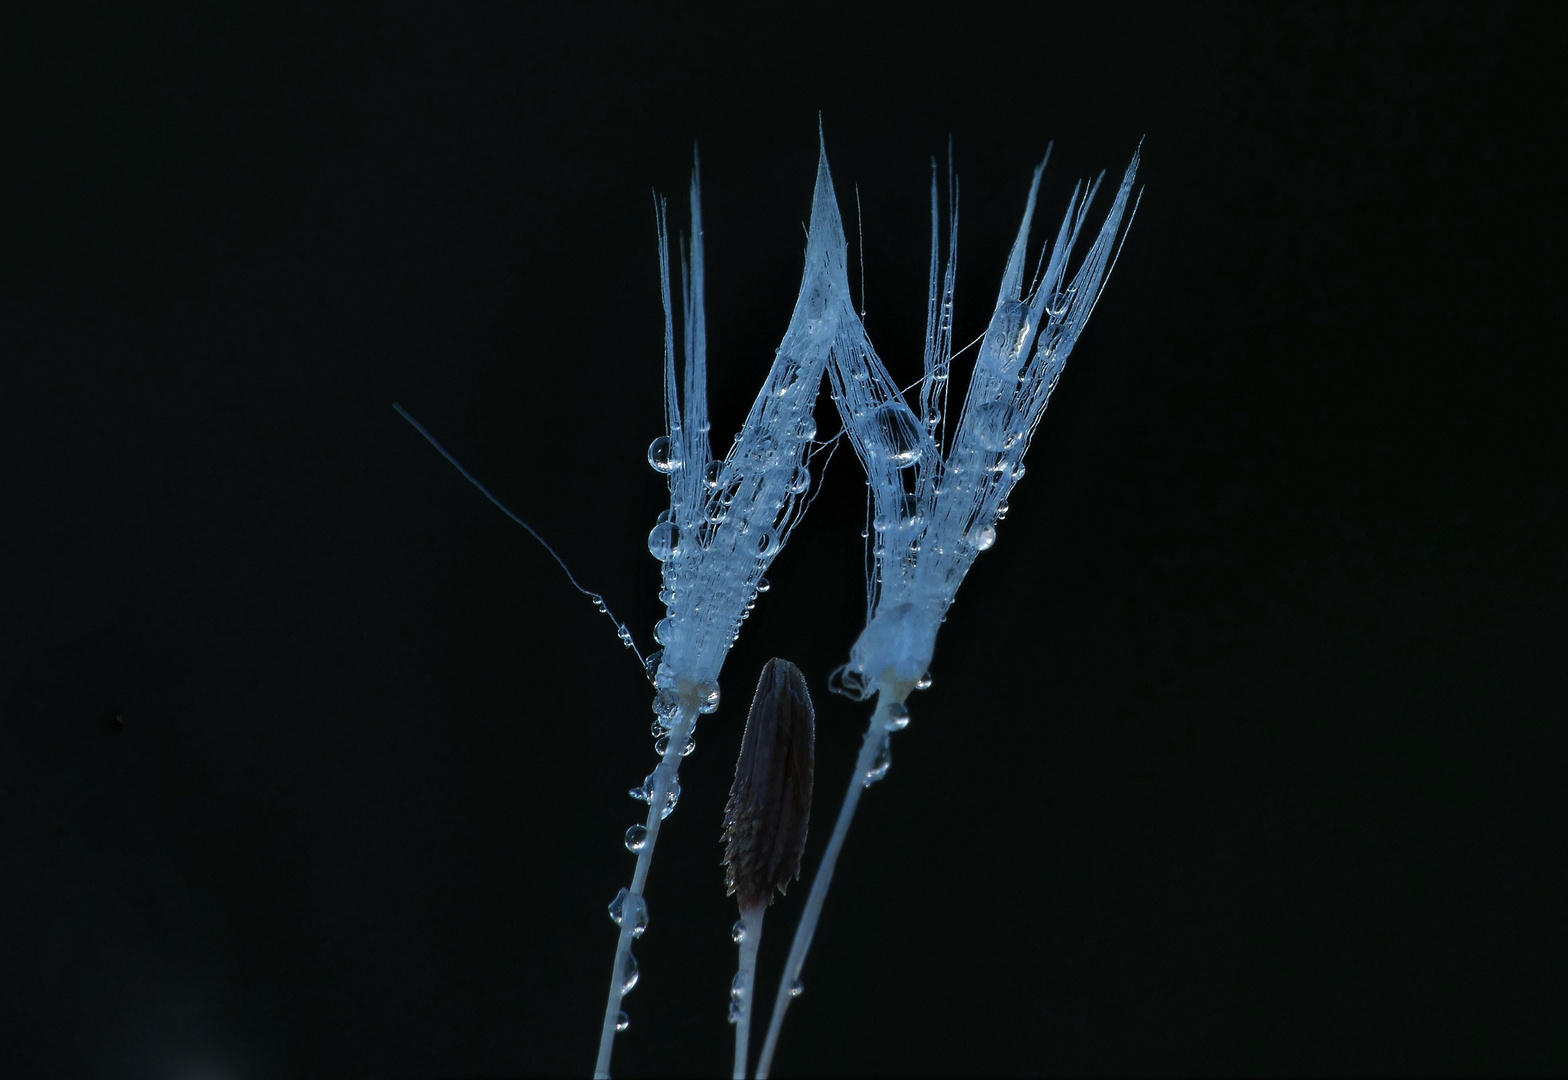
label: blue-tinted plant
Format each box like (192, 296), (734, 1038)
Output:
(593, 146), (853, 1077)
(755, 143), (1141, 1076)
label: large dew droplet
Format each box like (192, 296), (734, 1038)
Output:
(870, 403), (924, 468)
(972, 523), (997, 551)
(647, 435), (678, 474)
(624, 824), (647, 852)
(648, 521), (681, 561)
(884, 703), (910, 732)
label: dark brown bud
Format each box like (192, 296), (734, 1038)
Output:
(722, 658), (816, 914)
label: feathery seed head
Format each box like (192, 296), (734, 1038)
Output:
(644, 144), (855, 713)
(827, 145), (1143, 699)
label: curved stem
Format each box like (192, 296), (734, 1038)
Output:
(755, 694), (899, 1079)
(594, 707), (695, 1078)
(732, 907), (764, 1079)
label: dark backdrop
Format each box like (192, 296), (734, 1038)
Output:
(2, 5), (1561, 1077)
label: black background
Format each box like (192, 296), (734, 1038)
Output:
(2, 4), (1562, 1077)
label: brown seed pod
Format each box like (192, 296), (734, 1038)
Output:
(722, 658), (816, 914)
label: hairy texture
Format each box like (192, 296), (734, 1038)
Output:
(823, 146), (1143, 698)
(722, 659), (816, 913)
(646, 141), (849, 716)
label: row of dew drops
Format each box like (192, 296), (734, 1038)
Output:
(609, 427), (937, 1031)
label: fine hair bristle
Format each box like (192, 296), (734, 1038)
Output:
(722, 658), (816, 914)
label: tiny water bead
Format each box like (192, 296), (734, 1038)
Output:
(864, 738), (891, 786)
(647, 435), (678, 474)
(730, 972), (746, 999)
(731, 920), (746, 943)
(624, 824), (647, 852)
(756, 577), (770, 593)
(789, 979), (804, 998)
(915, 670), (933, 691)
(884, 703), (910, 731)
(647, 521), (681, 561)
(615, 1011), (629, 1033)
(621, 951), (640, 993)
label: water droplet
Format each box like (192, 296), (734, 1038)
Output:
(731, 920), (747, 943)
(884, 703), (910, 731)
(972, 523), (997, 551)
(915, 670), (933, 691)
(621, 951), (640, 993)
(696, 682), (721, 715)
(1012, 462), (1027, 481)
(996, 499), (1010, 520)
(643, 649), (665, 680)
(756, 577), (770, 593)
(660, 780), (681, 820)
(789, 979), (804, 998)
(607, 888), (647, 938)
(796, 414), (817, 441)
(704, 498), (728, 524)
(629, 770), (657, 803)
(653, 617), (676, 645)
(647, 435), (678, 474)
(864, 738), (891, 786)
(787, 466), (810, 494)
(617, 625), (633, 647)
(616, 1011), (629, 1032)
(728, 999), (743, 1023)
(624, 824), (647, 852)
(704, 460), (723, 489)
(654, 731), (696, 757)
(648, 521), (681, 561)
(756, 530), (780, 559)
(869, 403), (924, 467)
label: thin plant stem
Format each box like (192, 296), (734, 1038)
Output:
(755, 693), (902, 1078)
(594, 706), (695, 1078)
(732, 907), (764, 1079)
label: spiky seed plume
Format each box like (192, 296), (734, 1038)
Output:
(723, 658), (816, 914)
